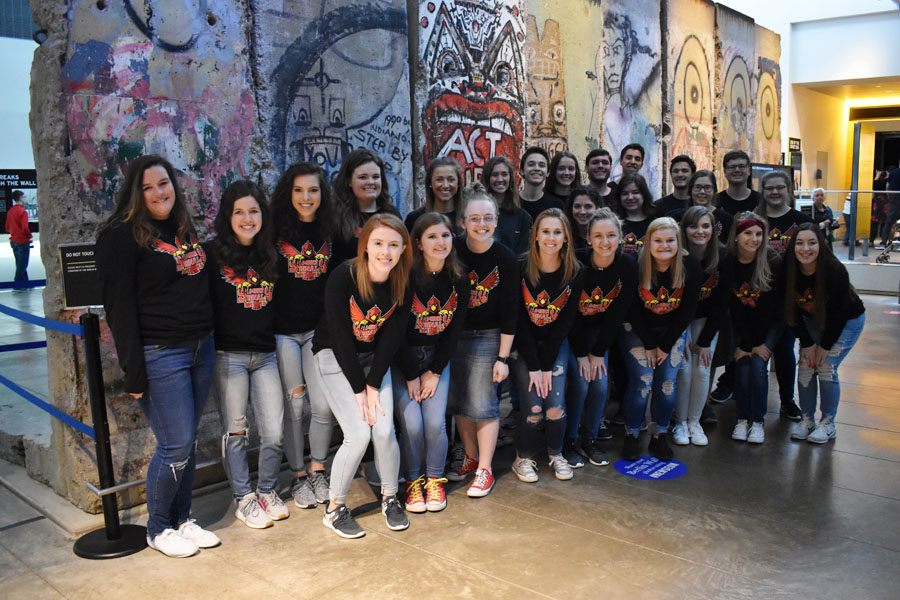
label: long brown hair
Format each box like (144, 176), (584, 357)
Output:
(481, 155), (519, 212)
(410, 212), (464, 287)
(728, 211), (773, 292)
(212, 180), (278, 281)
(782, 222), (849, 330)
(525, 208), (581, 287)
(638, 217), (686, 289)
(351, 213), (411, 305)
(425, 157), (463, 212)
(334, 148), (399, 241)
(680, 206), (720, 274)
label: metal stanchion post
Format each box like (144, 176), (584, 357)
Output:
(73, 313), (146, 559)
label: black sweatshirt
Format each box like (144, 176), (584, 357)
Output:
(312, 262), (407, 394)
(621, 217), (653, 259)
(766, 209), (812, 255)
(97, 218), (212, 394)
(397, 271), (470, 380)
(521, 193), (564, 221)
(273, 221), (333, 335)
(495, 208), (533, 256)
(784, 263), (865, 350)
(404, 207), (462, 237)
(729, 253), (781, 351)
(629, 255), (702, 353)
(206, 243), (276, 352)
(570, 249), (637, 357)
(455, 238), (519, 334)
(515, 261), (583, 371)
(717, 189), (761, 217)
(655, 194), (688, 217)
(693, 253), (734, 347)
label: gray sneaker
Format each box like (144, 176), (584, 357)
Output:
(323, 504), (365, 539)
(235, 493), (272, 529)
(381, 496), (409, 531)
(291, 477), (317, 509)
(308, 470), (330, 504)
(258, 490), (290, 521)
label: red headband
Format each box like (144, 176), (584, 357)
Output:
(735, 216), (765, 234)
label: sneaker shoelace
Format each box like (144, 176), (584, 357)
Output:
(406, 476), (426, 503)
(518, 458), (537, 474)
(472, 469), (491, 488)
(424, 477), (447, 500)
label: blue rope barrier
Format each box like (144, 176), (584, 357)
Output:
(0, 341), (47, 352)
(0, 280), (46, 290)
(0, 303), (84, 336)
(0, 374), (95, 438)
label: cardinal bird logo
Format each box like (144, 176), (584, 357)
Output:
(279, 239), (330, 280)
(700, 272), (719, 300)
(579, 280), (622, 316)
(350, 296), (397, 342)
(794, 288), (815, 314)
(523, 281), (571, 326)
(620, 232), (645, 258)
(153, 235), (205, 275)
(640, 286), (683, 315)
(411, 291), (458, 335)
(768, 224), (798, 255)
(468, 267), (499, 307)
(733, 282), (761, 307)
(221, 266), (274, 310)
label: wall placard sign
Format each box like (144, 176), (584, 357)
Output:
(59, 242), (102, 309)
(788, 137), (801, 153)
(614, 456), (687, 480)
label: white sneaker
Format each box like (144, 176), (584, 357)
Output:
(808, 416), (837, 444)
(258, 490), (290, 521)
(672, 422), (690, 446)
(177, 519), (220, 548)
(790, 416), (815, 441)
(731, 419), (749, 441)
(548, 455), (574, 481)
(147, 528), (199, 558)
(235, 493), (273, 529)
(512, 457), (538, 483)
(688, 421), (708, 446)
(747, 422), (765, 444)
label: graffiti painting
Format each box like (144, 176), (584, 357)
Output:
(523, 16), (567, 158)
(669, 32), (713, 171)
(755, 24), (782, 165)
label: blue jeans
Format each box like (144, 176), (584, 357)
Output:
(798, 314), (864, 419)
(449, 328), (501, 422)
(391, 346), (449, 480)
(620, 325), (688, 436)
(139, 334), (215, 537)
(214, 350), (284, 498)
(565, 350), (609, 440)
(772, 325), (797, 404)
(10, 241), (29, 285)
(275, 331), (334, 471)
(510, 340), (569, 458)
(733, 329), (777, 425)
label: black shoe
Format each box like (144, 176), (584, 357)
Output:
(596, 419), (613, 440)
(563, 438), (584, 469)
(622, 434), (641, 461)
(700, 404), (718, 425)
(381, 496), (409, 531)
(709, 382), (733, 403)
(579, 438), (610, 466)
(323, 504), (365, 539)
(611, 405), (626, 426)
(780, 401), (802, 422)
(648, 435), (674, 461)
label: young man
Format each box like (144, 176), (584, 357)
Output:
(519, 146), (563, 221)
(585, 148), (616, 207)
(716, 150), (760, 216)
(655, 155), (696, 215)
(619, 143), (644, 177)
(5, 190), (32, 289)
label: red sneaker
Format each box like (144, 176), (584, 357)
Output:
(466, 468), (495, 498)
(424, 477), (448, 512)
(404, 476), (426, 513)
(446, 455), (478, 481)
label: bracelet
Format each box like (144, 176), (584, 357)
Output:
(496, 355), (508, 364)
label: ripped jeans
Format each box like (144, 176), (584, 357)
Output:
(140, 334), (215, 537)
(797, 313), (864, 420)
(214, 350), (284, 499)
(510, 340), (569, 458)
(620, 324), (688, 437)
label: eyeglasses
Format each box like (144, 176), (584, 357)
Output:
(692, 185), (714, 192)
(725, 163), (748, 171)
(466, 215), (496, 224)
(763, 185), (788, 193)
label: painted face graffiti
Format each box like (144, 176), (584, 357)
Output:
(279, 239), (331, 280)
(640, 286), (683, 315)
(221, 266), (274, 310)
(411, 291), (458, 335)
(153, 236), (206, 276)
(579, 280), (622, 316)
(468, 266), (499, 307)
(523, 281), (571, 326)
(349, 297), (397, 343)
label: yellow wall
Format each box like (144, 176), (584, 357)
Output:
(788, 84), (847, 196)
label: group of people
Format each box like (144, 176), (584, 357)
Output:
(96, 143), (864, 558)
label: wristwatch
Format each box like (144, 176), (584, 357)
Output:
(496, 355), (508, 364)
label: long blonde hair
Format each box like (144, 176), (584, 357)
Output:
(351, 213), (412, 305)
(638, 217), (686, 289)
(728, 211), (773, 292)
(525, 208), (581, 287)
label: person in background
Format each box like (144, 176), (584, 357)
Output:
(810, 187), (837, 249)
(655, 155), (696, 216)
(585, 148), (616, 206)
(543, 151), (582, 206)
(872, 171), (888, 247)
(619, 143), (645, 178)
(405, 157), (463, 236)
(6, 190), (32, 289)
(615, 173), (656, 259)
(565, 187), (602, 251)
(881, 165), (900, 246)
(482, 155), (532, 256)
(664, 170), (734, 245)
(716, 150), (759, 217)
(519, 146), (561, 220)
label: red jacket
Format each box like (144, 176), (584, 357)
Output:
(6, 204), (32, 244)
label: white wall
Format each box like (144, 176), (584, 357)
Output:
(0, 37), (37, 170)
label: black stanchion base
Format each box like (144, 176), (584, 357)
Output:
(73, 524), (147, 559)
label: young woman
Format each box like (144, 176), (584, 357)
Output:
(207, 181), (286, 529)
(333, 148), (401, 262)
(97, 155), (219, 557)
(482, 156), (532, 255)
(727, 212), (780, 444)
(565, 209), (637, 467)
(509, 209), (583, 482)
(783, 223), (865, 443)
(671, 206), (732, 446)
(621, 217), (700, 461)
(566, 187), (602, 251)
(665, 170), (733, 244)
(405, 157), (463, 236)
(313, 214), (412, 538)
(615, 173), (656, 258)
(270, 162), (336, 510)
(543, 151), (582, 206)
(447, 184), (518, 497)
(393, 213), (469, 513)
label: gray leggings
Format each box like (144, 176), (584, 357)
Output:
(315, 349), (399, 503)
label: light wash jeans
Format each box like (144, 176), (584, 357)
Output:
(275, 331), (334, 471)
(315, 349), (399, 503)
(214, 350), (284, 498)
(675, 318), (718, 424)
(797, 313), (864, 419)
(510, 340), (570, 458)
